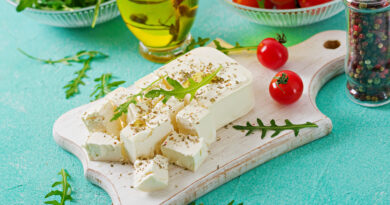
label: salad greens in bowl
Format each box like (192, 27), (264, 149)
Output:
(7, 0), (119, 28)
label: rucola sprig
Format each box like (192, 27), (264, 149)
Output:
(233, 119), (318, 138)
(44, 169), (72, 205)
(90, 73), (125, 100)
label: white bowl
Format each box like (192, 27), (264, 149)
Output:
(222, 0), (345, 27)
(6, 0), (120, 28)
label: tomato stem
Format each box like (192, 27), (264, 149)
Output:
(276, 33), (287, 44)
(273, 72), (289, 93)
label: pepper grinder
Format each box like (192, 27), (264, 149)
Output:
(344, 0), (390, 106)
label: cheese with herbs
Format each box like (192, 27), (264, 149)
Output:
(176, 100), (216, 145)
(134, 155), (169, 192)
(84, 132), (125, 162)
(161, 131), (208, 172)
(120, 112), (173, 163)
(82, 87), (132, 137)
(81, 47), (255, 191)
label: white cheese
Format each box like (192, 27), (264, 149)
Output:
(134, 155), (169, 192)
(84, 132), (125, 162)
(82, 87), (133, 136)
(120, 112), (173, 163)
(155, 47), (254, 129)
(81, 99), (121, 137)
(126, 96), (155, 124)
(161, 131), (208, 171)
(153, 97), (185, 128)
(176, 100), (216, 145)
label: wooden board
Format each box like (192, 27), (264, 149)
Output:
(53, 30), (346, 205)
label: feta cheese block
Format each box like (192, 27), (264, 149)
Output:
(120, 112), (173, 163)
(82, 87), (132, 137)
(161, 131), (208, 172)
(134, 155), (169, 192)
(176, 100), (216, 145)
(154, 47), (254, 130)
(84, 132), (125, 162)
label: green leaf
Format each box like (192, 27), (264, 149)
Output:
(213, 40), (257, 55)
(63, 57), (92, 99)
(228, 200), (235, 205)
(110, 76), (165, 122)
(256, 0), (265, 8)
(185, 37), (210, 53)
(16, 0), (34, 12)
(44, 200), (61, 205)
(90, 73), (126, 101)
(18, 49), (108, 65)
(91, 0), (102, 28)
(145, 65), (222, 103)
(233, 118), (318, 138)
(45, 169), (72, 205)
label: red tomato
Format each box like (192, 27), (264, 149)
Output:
(257, 34), (288, 70)
(269, 70), (303, 104)
(257, 0), (275, 8)
(265, 0), (274, 8)
(275, 0), (296, 9)
(298, 0), (331, 7)
(270, 0), (294, 6)
(233, 0), (260, 7)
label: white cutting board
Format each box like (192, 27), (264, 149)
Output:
(53, 30), (346, 205)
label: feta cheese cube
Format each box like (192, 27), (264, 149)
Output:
(176, 101), (216, 145)
(153, 97), (185, 128)
(81, 99), (121, 137)
(134, 155), (169, 192)
(161, 131), (208, 171)
(126, 97), (155, 124)
(84, 132), (125, 162)
(120, 112), (173, 163)
(82, 87), (133, 136)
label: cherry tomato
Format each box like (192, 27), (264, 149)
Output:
(257, 34), (288, 70)
(298, 0), (331, 7)
(257, 0), (275, 8)
(269, 70), (303, 104)
(233, 0), (260, 7)
(275, 0), (296, 9)
(270, 0), (294, 6)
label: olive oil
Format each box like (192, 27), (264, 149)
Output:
(117, 0), (198, 48)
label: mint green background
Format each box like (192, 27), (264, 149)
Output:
(1, 0), (389, 204)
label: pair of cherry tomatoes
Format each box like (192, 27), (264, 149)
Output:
(255, 34), (303, 104)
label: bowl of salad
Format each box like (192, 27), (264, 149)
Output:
(222, 0), (344, 27)
(7, 0), (120, 28)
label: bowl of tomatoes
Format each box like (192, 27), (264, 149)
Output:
(223, 0), (344, 27)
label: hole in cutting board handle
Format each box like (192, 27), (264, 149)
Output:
(323, 40), (341, 49)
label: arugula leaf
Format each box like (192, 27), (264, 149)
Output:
(233, 119), (318, 138)
(90, 73), (125, 100)
(110, 76), (165, 121)
(16, 0), (35, 12)
(18, 49), (108, 65)
(213, 40), (256, 55)
(44, 169), (72, 205)
(145, 65), (222, 103)
(91, 0), (102, 28)
(185, 37), (210, 53)
(63, 57), (92, 99)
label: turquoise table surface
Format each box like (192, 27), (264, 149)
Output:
(1, 0), (389, 204)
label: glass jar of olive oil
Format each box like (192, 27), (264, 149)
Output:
(117, 0), (198, 63)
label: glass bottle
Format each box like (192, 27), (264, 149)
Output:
(344, 0), (390, 106)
